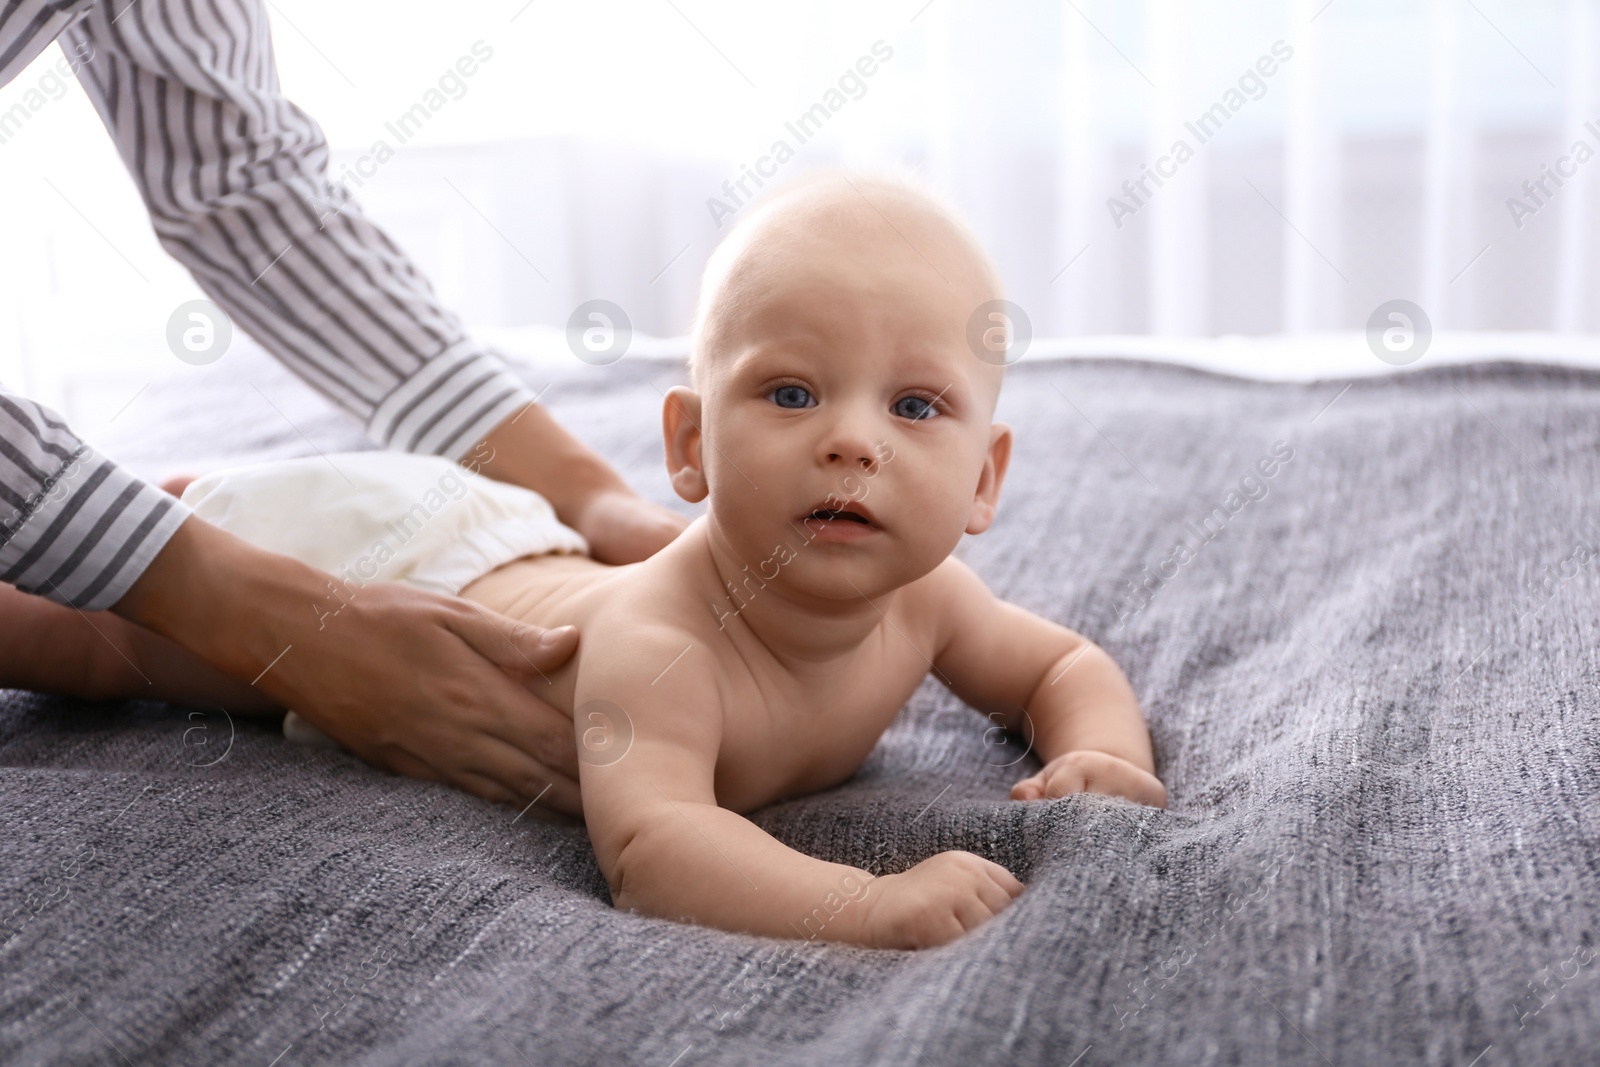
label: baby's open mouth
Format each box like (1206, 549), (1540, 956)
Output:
(809, 508), (870, 524)
(799, 501), (881, 533)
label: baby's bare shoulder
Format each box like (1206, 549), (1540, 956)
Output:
(899, 555), (1074, 680)
(580, 610), (708, 683)
(898, 556), (999, 638)
(576, 584), (733, 716)
(574, 621), (722, 769)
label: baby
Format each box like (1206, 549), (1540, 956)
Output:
(90, 171), (1168, 950)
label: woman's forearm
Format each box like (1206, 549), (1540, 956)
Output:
(110, 513), (326, 686)
(471, 406), (631, 525)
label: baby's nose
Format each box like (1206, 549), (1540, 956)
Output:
(818, 407), (887, 472)
(827, 448), (879, 471)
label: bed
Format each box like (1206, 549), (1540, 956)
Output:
(3, 337), (1597, 1065)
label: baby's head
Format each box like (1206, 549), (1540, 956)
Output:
(663, 168), (1014, 600)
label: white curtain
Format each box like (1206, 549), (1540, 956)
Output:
(3, 0), (1596, 427)
(366, 0), (1599, 339)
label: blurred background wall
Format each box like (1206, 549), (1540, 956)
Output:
(0, 0), (1594, 427)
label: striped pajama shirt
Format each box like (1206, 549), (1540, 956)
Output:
(0, 0), (538, 611)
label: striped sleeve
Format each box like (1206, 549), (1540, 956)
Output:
(59, 0), (539, 461)
(1, 2), (190, 610)
(0, 388), (190, 610)
(0, 1), (93, 88)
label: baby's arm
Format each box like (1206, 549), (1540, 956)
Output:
(927, 558), (1168, 808)
(576, 627), (1024, 949)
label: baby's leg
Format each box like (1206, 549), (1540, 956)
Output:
(2, 467), (276, 714)
(0, 582), (279, 714)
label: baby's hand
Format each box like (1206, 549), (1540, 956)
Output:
(1010, 750), (1168, 808)
(859, 851), (1024, 950)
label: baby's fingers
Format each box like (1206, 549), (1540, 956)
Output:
(1009, 775), (1051, 800)
(1039, 762), (1089, 799)
(953, 893), (1001, 932)
(972, 873), (1020, 915)
(985, 864), (1026, 898)
(1070, 755), (1167, 808)
(1124, 768), (1170, 808)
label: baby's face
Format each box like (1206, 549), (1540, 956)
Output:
(666, 186), (1012, 601)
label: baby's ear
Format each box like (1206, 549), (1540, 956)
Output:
(662, 386), (709, 504)
(965, 422), (1013, 535)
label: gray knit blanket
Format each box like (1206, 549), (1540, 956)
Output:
(3, 348), (1596, 1066)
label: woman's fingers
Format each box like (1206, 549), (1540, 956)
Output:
(388, 729), (581, 815)
(114, 526), (592, 818)
(446, 602), (579, 679)
(463, 732), (583, 815)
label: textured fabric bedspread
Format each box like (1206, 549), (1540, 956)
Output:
(3, 352), (1598, 1066)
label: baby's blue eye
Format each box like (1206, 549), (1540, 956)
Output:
(771, 384), (813, 408)
(894, 395), (938, 421)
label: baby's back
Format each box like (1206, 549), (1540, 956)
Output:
(459, 516), (940, 812)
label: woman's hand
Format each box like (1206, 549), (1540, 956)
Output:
(567, 487), (689, 565)
(114, 515), (586, 815)
(471, 407), (690, 565)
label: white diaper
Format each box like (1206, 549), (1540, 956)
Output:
(180, 451), (589, 596)
(179, 451), (590, 748)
